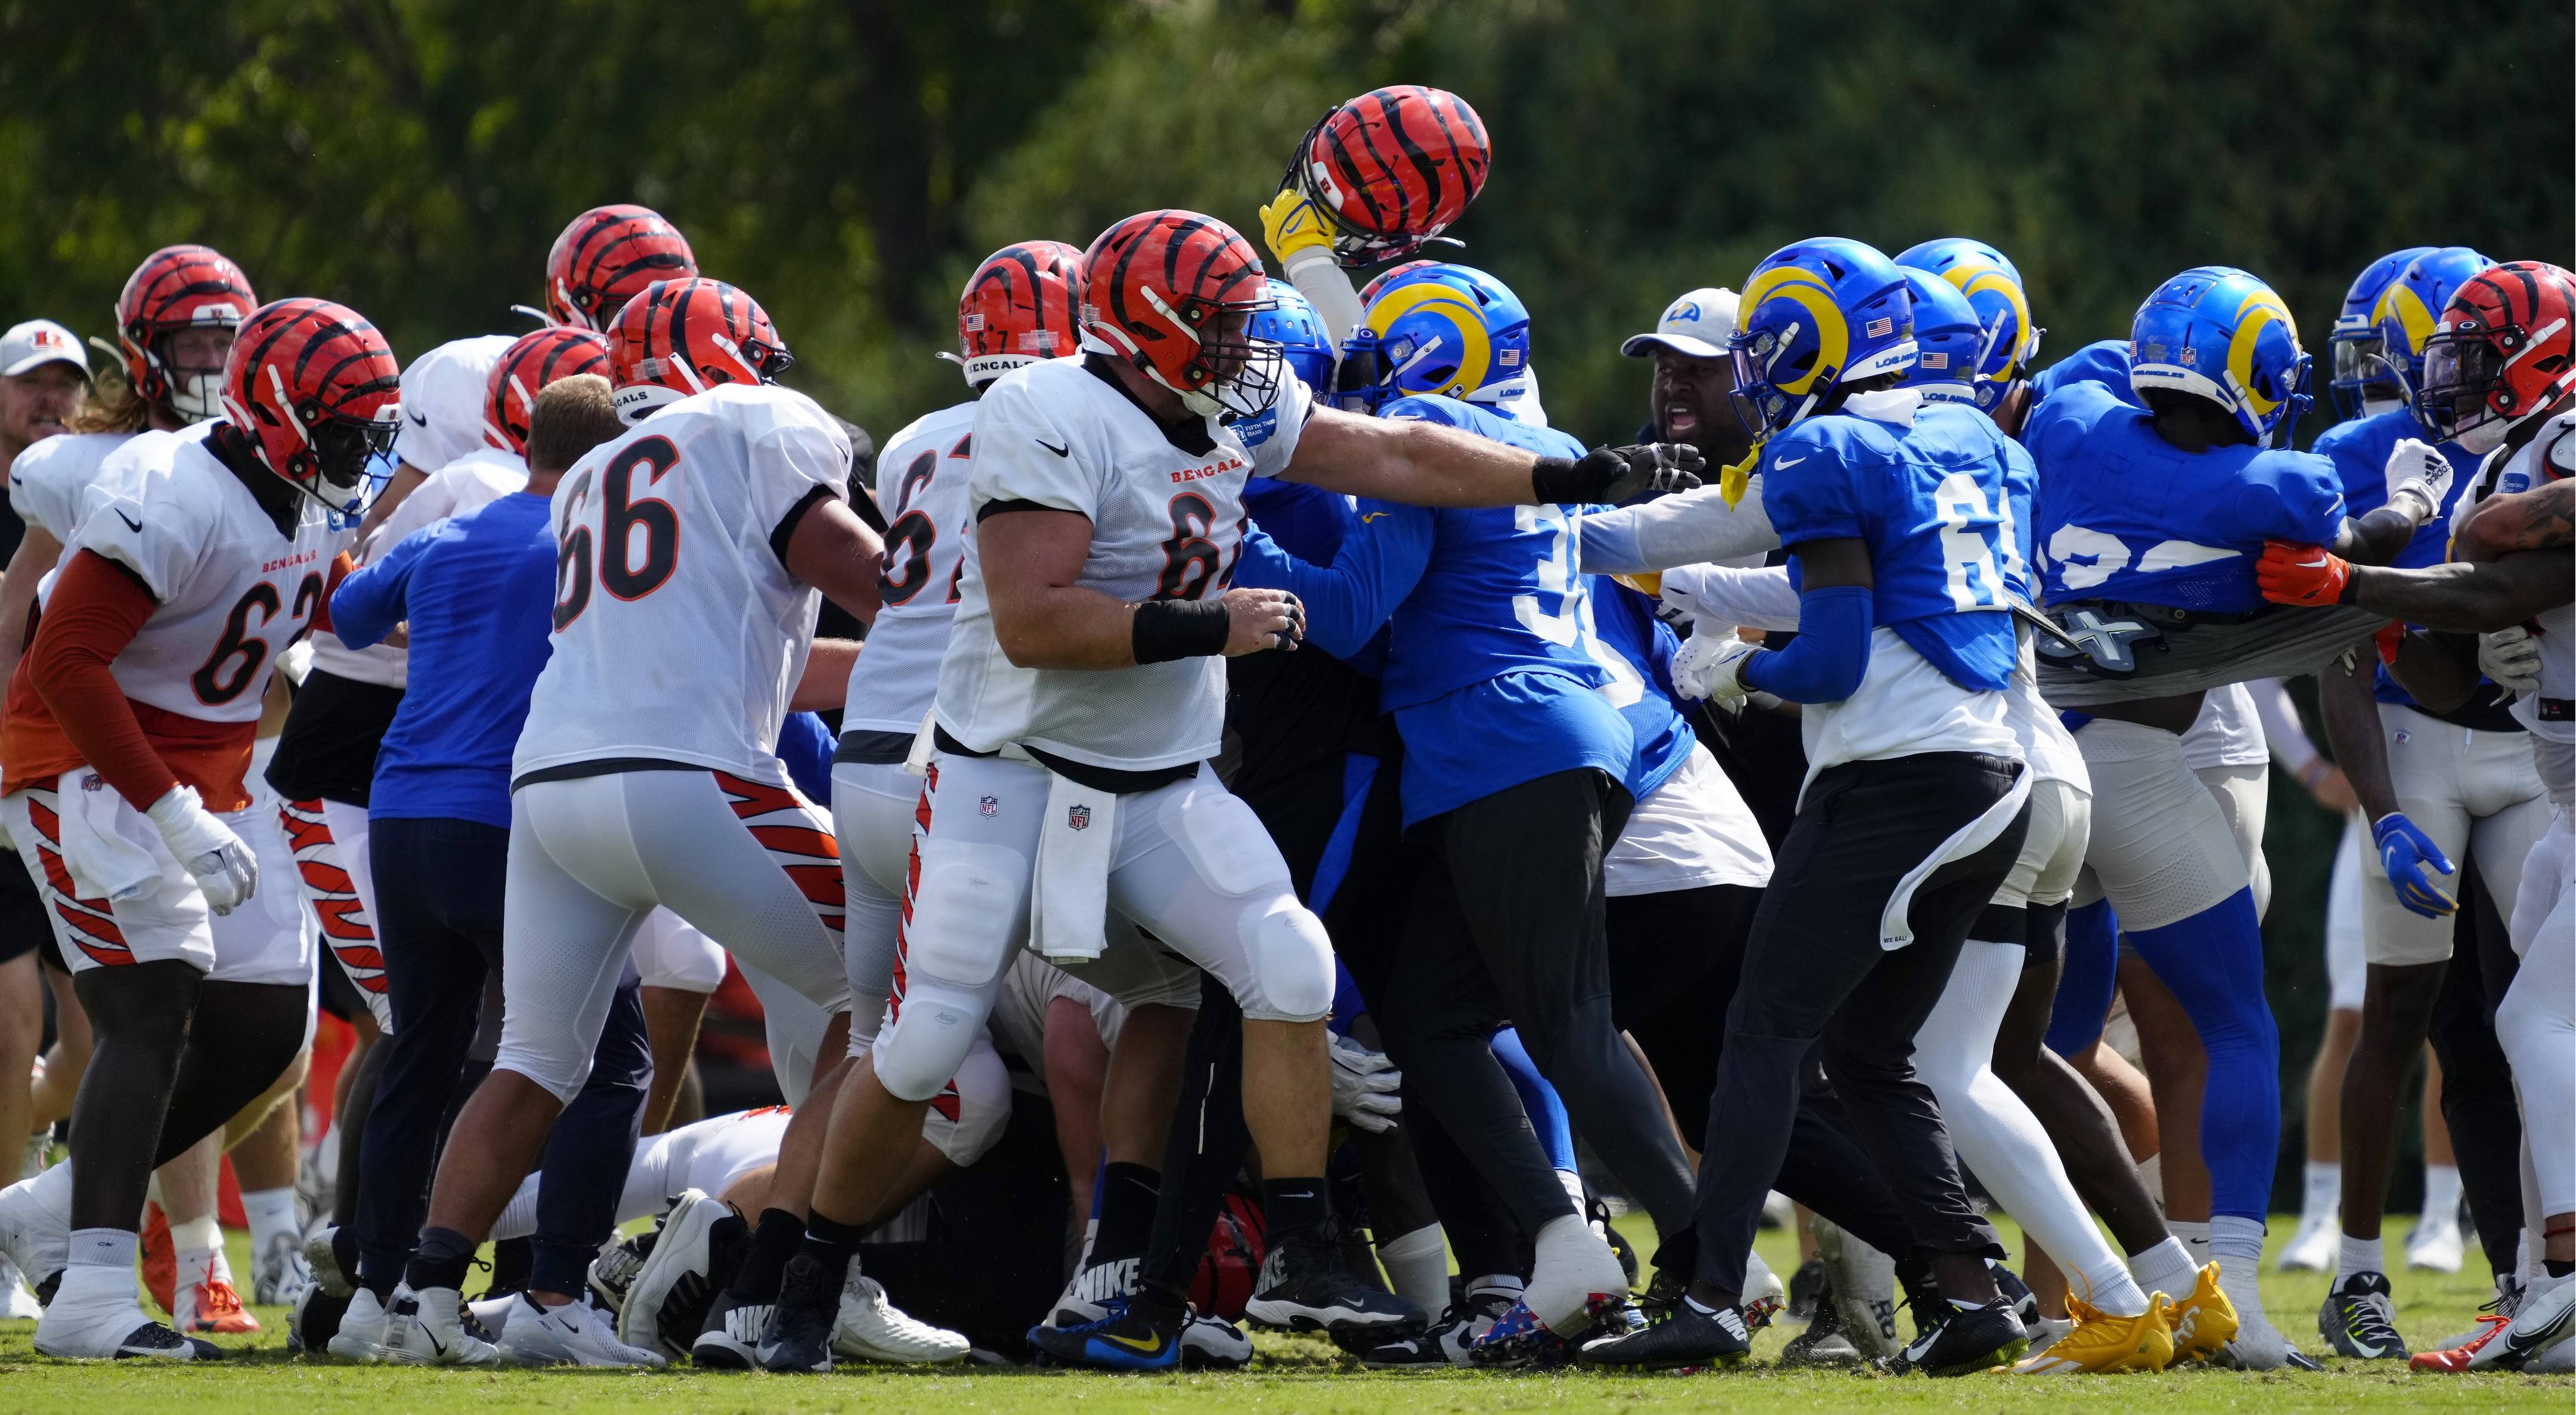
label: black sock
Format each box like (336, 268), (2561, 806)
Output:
(724, 1208), (807, 1304)
(405, 1227), (476, 1295)
(2548, 1258), (2574, 1280)
(1262, 1176), (1328, 1247)
(797, 1210), (869, 1285)
(1091, 1162), (1161, 1265)
(1129, 1278), (1187, 1326)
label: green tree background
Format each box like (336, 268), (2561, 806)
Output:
(2, 0), (2567, 1208)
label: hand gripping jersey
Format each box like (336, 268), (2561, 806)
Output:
(2311, 406), (2482, 571)
(513, 383), (852, 785)
(3, 428), (349, 808)
(1761, 395), (2021, 778)
(841, 398), (978, 739)
(934, 355), (1309, 773)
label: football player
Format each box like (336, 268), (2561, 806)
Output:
(0, 299), (398, 1359)
(763, 209), (1695, 1373)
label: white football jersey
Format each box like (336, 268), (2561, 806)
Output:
(514, 383), (852, 785)
(842, 398), (979, 738)
(309, 445), (531, 688)
(935, 356), (1309, 773)
(67, 429), (349, 722)
(2489, 412), (2575, 757)
(9, 432), (142, 553)
(389, 335), (513, 474)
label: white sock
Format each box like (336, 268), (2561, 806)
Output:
(2072, 1252), (2151, 1318)
(168, 1211), (221, 1261)
(2129, 1237), (2199, 1303)
(1374, 1224), (1450, 1317)
(2206, 1221), (2274, 1336)
(1557, 1169), (1588, 1215)
(2420, 1165), (2461, 1230)
(2169, 1219), (2210, 1269)
(2520, 1229), (2541, 1290)
(2336, 1231), (2383, 1281)
(2301, 1162), (2340, 1224)
(67, 1226), (137, 1271)
(2209, 1215), (2265, 1267)
(179, 1244), (220, 1298)
(242, 1187), (299, 1257)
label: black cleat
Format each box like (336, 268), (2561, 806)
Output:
(1025, 1300), (1184, 1371)
(1577, 1299), (1751, 1370)
(753, 1255), (839, 1373)
(2319, 1271), (2409, 1360)
(1243, 1227), (1423, 1333)
(1787, 1259), (1826, 1324)
(1992, 1262), (2040, 1330)
(1881, 1298), (2029, 1377)
(691, 1290), (767, 1370)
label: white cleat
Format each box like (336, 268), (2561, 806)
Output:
(0, 1165), (70, 1297)
(2405, 1218), (2465, 1274)
(1180, 1309), (1253, 1369)
(495, 1292), (667, 1367)
(378, 1284), (500, 1367)
(832, 1272), (968, 1364)
(327, 1287), (391, 1364)
(0, 1253), (41, 1320)
(33, 1265), (218, 1360)
(2274, 1215), (2336, 1272)
(1048, 1255), (1138, 1328)
(618, 1189), (731, 1361)
(256, 1229), (315, 1307)
(2469, 1271), (2575, 1371)
(1522, 1213), (1633, 1334)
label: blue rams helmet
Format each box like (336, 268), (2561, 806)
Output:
(1895, 268), (1984, 407)
(1894, 237), (2042, 382)
(1250, 278), (1335, 395)
(1727, 237), (1915, 438)
(2128, 266), (2311, 445)
(2371, 245), (2493, 405)
(2327, 246), (2433, 420)
(1338, 262), (1531, 412)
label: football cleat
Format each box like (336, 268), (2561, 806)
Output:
(2163, 1261), (2239, 1364)
(325, 1286), (389, 1363)
(2413, 1315), (2510, 1372)
(1049, 1254), (1139, 1329)
(833, 1272), (968, 1364)
(1470, 1292), (1639, 1368)
(140, 1202), (177, 1317)
(0, 1253), (41, 1320)
(1991, 1262), (2040, 1332)
(0, 1166), (69, 1297)
(1880, 1298), (2029, 1377)
(2274, 1214), (2336, 1272)
(34, 1265), (221, 1360)
(753, 1254), (840, 1373)
(289, 1279), (349, 1357)
(689, 1290), (768, 1370)
(255, 1228), (314, 1307)
(377, 1284), (500, 1367)
(304, 1222), (357, 1300)
(493, 1292), (667, 1368)
(2318, 1271), (2408, 1360)
(2405, 1215), (2466, 1273)
(1574, 1298), (1751, 1371)
(175, 1275), (259, 1335)
(2431, 1280), (2522, 1354)
(1026, 1299), (1182, 1372)
(1354, 1285), (1517, 1368)
(2465, 1271), (2574, 1371)
(2012, 1294), (2174, 1374)
(1179, 1309), (1252, 1370)
(620, 1190), (741, 1360)
(1243, 1228), (1422, 1333)
(1781, 1281), (1866, 1367)
(1786, 1258), (1826, 1324)
(589, 1233), (650, 1317)
(2021, 1314), (2073, 1357)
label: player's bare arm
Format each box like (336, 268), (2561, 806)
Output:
(1282, 407), (1703, 507)
(2451, 478), (2573, 561)
(789, 639), (860, 711)
(781, 495), (887, 626)
(980, 506), (1302, 670)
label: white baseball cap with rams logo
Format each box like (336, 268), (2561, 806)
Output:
(1, 320), (92, 380)
(1622, 287), (1740, 360)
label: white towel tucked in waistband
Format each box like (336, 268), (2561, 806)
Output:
(1878, 767), (2032, 951)
(1030, 768), (1117, 964)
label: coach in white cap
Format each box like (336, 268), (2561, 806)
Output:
(0, 319), (91, 482)
(1623, 287), (1752, 472)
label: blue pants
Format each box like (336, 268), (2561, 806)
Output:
(357, 816), (651, 1298)
(2044, 899), (2119, 1056)
(2125, 888), (2279, 1224)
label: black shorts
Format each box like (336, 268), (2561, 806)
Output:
(0, 848), (51, 968)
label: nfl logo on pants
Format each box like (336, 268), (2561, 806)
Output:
(1067, 804), (1092, 831)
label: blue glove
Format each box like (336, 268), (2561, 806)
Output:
(2371, 813), (2457, 919)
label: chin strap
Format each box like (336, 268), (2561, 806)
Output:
(1717, 446), (1760, 507)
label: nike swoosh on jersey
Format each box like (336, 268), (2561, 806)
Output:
(1035, 438), (1070, 457)
(1360, 512), (1390, 523)
(1774, 454), (1809, 468)
(116, 510), (143, 533)
(408, 410), (429, 427)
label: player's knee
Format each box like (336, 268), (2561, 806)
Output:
(904, 839), (1026, 990)
(494, 1046), (590, 1104)
(874, 982), (986, 1104)
(1233, 899), (1333, 1023)
(928, 1038), (1011, 1167)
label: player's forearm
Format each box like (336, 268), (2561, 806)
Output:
(2346, 552), (2571, 631)
(2453, 479), (2573, 562)
(992, 586), (1143, 670)
(2315, 657), (2398, 822)
(0, 527), (60, 685)
(2384, 630), (2482, 715)
(2332, 504), (2426, 566)
(790, 640), (860, 711)
(1293, 412), (1543, 507)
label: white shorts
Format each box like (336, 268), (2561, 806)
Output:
(869, 753), (1329, 1103)
(630, 910), (729, 993)
(278, 796), (394, 1030)
(2360, 707), (2549, 967)
(7, 775), (315, 986)
(2072, 719), (2252, 932)
(496, 765), (853, 1101)
(2191, 760), (2270, 919)
(989, 951), (1130, 1077)
(2324, 815), (2367, 1011)
(733, 959), (831, 1106)
(1994, 778), (2092, 911)
(1605, 741), (1773, 897)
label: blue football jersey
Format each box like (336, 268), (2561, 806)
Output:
(2311, 407), (2481, 571)
(2024, 380), (2346, 614)
(2029, 338), (2141, 408)
(1763, 399), (2022, 692)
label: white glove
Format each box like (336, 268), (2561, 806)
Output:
(2382, 437), (2454, 524)
(1670, 629), (1760, 708)
(1329, 1032), (1402, 1134)
(2479, 624), (2544, 696)
(145, 785), (256, 915)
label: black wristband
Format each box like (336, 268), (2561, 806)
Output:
(1530, 454), (1583, 504)
(1132, 597), (1232, 664)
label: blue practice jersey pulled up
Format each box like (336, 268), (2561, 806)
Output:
(2024, 380), (2345, 614)
(1764, 398), (2022, 693)
(2029, 338), (2140, 408)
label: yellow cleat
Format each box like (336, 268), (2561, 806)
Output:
(2166, 1262), (2240, 1364)
(2013, 1294), (2175, 1374)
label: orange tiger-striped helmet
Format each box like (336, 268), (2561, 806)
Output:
(1080, 211), (1280, 419)
(219, 299), (401, 517)
(484, 326), (611, 454)
(605, 278), (792, 424)
(544, 204), (698, 331)
(1283, 86), (1491, 267)
(2417, 261), (2576, 448)
(115, 244), (258, 419)
(951, 240), (1085, 389)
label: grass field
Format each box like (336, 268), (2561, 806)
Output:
(0, 1215), (2564, 1413)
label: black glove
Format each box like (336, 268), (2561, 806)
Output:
(1532, 442), (1706, 506)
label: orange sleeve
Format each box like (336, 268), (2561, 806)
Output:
(27, 550), (175, 809)
(310, 551), (355, 637)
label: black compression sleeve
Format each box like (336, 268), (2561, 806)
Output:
(1528, 454), (1584, 504)
(1132, 598), (1231, 664)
